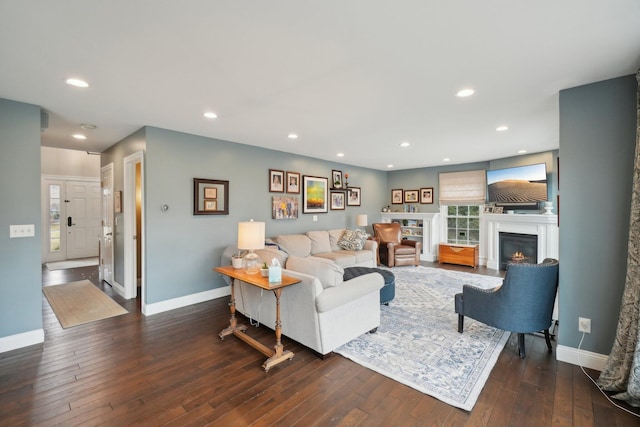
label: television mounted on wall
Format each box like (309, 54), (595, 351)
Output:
(486, 163), (548, 208)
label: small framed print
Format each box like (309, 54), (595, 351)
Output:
(269, 169), (284, 192)
(493, 206), (503, 214)
(483, 205), (494, 213)
(347, 187), (361, 206)
(332, 170), (343, 189)
(391, 189), (403, 204)
(204, 199), (217, 211)
(404, 190), (419, 203)
(420, 187), (433, 204)
(330, 190), (346, 210)
(286, 171), (300, 194)
(114, 191), (122, 213)
(204, 187), (217, 199)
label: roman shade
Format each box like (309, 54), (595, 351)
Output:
(438, 170), (486, 205)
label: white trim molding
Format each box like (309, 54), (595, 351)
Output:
(142, 287), (230, 317)
(557, 344), (608, 372)
(0, 329), (45, 353)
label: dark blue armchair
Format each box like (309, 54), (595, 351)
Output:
(454, 258), (559, 358)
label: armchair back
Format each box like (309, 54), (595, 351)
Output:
(372, 223), (403, 245)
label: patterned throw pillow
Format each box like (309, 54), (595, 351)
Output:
(337, 229), (367, 251)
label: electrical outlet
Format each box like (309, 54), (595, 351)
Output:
(578, 317), (591, 333)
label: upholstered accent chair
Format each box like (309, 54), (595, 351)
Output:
(454, 258), (559, 358)
(371, 223), (421, 267)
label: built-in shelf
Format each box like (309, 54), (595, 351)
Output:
(379, 213), (440, 261)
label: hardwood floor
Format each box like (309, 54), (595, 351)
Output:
(1, 263), (638, 426)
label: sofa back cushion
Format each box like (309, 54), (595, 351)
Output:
(306, 230), (332, 254)
(286, 255), (344, 288)
(328, 229), (346, 251)
(275, 234), (311, 258)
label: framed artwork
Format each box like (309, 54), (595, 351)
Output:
(391, 189), (403, 204)
(330, 191), (346, 210)
(332, 170), (343, 189)
(302, 175), (328, 213)
(347, 187), (361, 206)
(114, 191), (122, 213)
(404, 189), (419, 203)
(420, 187), (433, 204)
(286, 171), (300, 194)
(494, 206), (503, 214)
(272, 196), (298, 219)
(269, 169), (284, 192)
(204, 199), (217, 211)
(483, 205), (494, 213)
(204, 187), (217, 199)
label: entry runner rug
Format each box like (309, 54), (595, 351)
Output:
(46, 257), (99, 271)
(335, 266), (508, 411)
(43, 280), (128, 328)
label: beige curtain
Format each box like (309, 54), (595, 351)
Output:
(596, 69), (640, 406)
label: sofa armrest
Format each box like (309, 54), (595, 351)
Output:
(315, 272), (383, 313)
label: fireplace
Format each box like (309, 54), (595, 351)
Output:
(499, 232), (538, 270)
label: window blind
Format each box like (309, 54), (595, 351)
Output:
(438, 170), (486, 205)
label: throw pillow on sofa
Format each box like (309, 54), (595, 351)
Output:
(306, 230), (332, 254)
(337, 229), (367, 251)
(286, 255), (344, 288)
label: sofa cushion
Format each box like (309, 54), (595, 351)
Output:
(337, 229), (367, 250)
(306, 230), (332, 254)
(275, 234), (311, 258)
(312, 252), (357, 267)
(286, 255), (344, 289)
(255, 247), (288, 267)
(328, 229), (346, 251)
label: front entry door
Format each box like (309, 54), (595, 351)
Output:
(66, 181), (101, 259)
(101, 164), (114, 285)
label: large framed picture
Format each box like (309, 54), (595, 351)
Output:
(404, 190), (419, 203)
(286, 171), (300, 194)
(272, 196), (298, 219)
(330, 191), (345, 210)
(269, 169), (284, 192)
(391, 189), (403, 204)
(332, 170), (343, 189)
(420, 187), (433, 204)
(302, 175), (328, 213)
(347, 187), (361, 206)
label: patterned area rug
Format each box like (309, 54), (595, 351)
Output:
(335, 266), (507, 411)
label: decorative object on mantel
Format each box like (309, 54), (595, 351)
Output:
(543, 201), (554, 214)
(237, 219), (265, 274)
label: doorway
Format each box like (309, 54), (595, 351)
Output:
(123, 152), (144, 304)
(100, 164), (115, 285)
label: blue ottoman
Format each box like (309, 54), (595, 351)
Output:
(343, 266), (396, 305)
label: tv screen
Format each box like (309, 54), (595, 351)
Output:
(486, 163), (548, 206)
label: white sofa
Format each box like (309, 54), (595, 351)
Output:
(219, 228), (383, 355)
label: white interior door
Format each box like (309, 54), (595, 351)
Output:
(101, 164), (114, 285)
(66, 181), (101, 259)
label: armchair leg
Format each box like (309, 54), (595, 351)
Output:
(457, 314), (464, 333)
(518, 333), (526, 358)
(544, 329), (552, 352)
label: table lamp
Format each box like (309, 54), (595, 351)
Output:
(237, 219), (265, 274)
(356, 214), (368, 230)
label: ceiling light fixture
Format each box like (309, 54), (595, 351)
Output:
(400, 141), (410, 147)
(387, 164), (394, 168)
(517, 149), (528, 154)
(496, 125), (509, 132)
(65, 78), (89, 88)
(80, 123), (97, 130)
(456, 88), (474, 97)
(203, 112), (217, 119)
(288, 133), (298, 139)
(72, 134), (87, 140)
(337, 153), (345, 157)
(443, 158), (451, 162)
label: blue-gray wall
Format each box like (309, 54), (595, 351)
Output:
(0, 98), (43, 338)
(558, 75), (637, 354)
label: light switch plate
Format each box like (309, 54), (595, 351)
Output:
(9, 224), (35, 238)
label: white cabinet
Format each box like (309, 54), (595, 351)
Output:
(379, 213), (440, 262)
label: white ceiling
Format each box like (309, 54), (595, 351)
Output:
(1, 1), (639, 170)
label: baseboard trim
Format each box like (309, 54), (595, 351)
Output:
(142, 287), (230, 316)
(109, 280), (126, 298)
(556, 344), (608, 372)
(0, 329), (45, 353)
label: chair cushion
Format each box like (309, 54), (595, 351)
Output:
(306, 230), (332, 254)
(337, 229), (367, 250)
(394, 244), (418, 255)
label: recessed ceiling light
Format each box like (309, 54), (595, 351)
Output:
(65, 78), (89, 88)
(517, 149), (528, 154)
(400, 141), (410, 148)
(387, 164), (394, 168)
(496, 125), (509, 132)
(203, 112), (217, 119)
(72, 134), (87, 140)
(443, 158), (451, 162)
(337, 153), (345, 157)
(288, 133), (298, 139)
(456, 88), (474, 97)
(80, 123), (96, 130)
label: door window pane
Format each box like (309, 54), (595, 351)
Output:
(49, 184), (61, 252)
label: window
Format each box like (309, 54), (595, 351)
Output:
(49, 184), (61, 252)
(446, 205), (480, 245)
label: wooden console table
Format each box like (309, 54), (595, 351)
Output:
(214, 265), (300, 371)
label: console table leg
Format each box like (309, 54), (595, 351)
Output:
(262, 288), (294, 371)
(219, 279), (247, 339)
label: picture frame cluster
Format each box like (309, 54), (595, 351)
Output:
(391, 187), (434, 204)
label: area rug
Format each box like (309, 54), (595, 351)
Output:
(45, 257), (99, 271)
(334, 266), (508, 411)
(43, 280), (128, 328)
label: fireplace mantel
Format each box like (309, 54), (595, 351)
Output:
(480, 213), (559, 270)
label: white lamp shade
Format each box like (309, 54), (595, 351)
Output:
(237, 220), (265, 250)
(356, 214), (368, 227)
